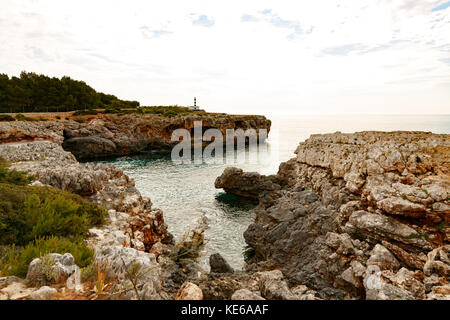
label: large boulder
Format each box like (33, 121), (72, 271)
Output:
(26, 253), (79, 287)
(28, 286), (57, 300)
(209, 253), (234, 274)
(215, 167), (284, 200)
(231, 289), (265, 300)
(257, 270), (296, 300)
(175, 282), (203, 300)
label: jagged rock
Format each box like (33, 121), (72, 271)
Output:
(427, 285), (450, 300)
(0, 121), (64, 144)
(209, 253), (234, 274)
(423, 246), (450, 277)
(367, 244), (400, 271)
(424, 274), (442, 293)
(198, 274), (244, 300)
(381, 241), (425, 270)
(62, 136), (117, 159)
(291, 285), (321, 300)
(339, 260), (366, 289)
(98, 246), (164, 300)
(325, 232), (357, 255)
(215, 167), (283, 200)
(257, 270), (296, 300)
(0, 282), (36, 300)
(28, 286), (57, 300)
(231, 289), (265, 300)
(175, 282), (203, 300)
(344, 211), (432, 251)
(0, 276), (23, 290)
(94, 246), (160, 285)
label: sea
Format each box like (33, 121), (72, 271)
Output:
(96, 114), (450, 270)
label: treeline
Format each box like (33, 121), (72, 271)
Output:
(0, 71), (140, 113)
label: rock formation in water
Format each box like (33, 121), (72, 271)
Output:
(215, 131), (450, 300)
(0, 113), (271, 159)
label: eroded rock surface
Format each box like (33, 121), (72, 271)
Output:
(216, 131), (450, 300)
(0, 114), (271, 159)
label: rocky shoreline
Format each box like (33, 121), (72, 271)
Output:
(216, 131), (450, 300)
(1, 119), (449, 300)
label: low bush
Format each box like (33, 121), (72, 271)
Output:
(242, 245), (255, 262)
(72, 109), (99, 116)
(103, 107), (122, 114)
(0, 158), (34, 185)
(0, 114), (15, 122)
(15, 113), (37, 121)
(141, 106), (204, 118)
(0, 183), (106, 246)
(0, 236), (93, 277)
(0, 159), (104, 278)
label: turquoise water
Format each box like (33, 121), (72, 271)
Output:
(98, 115), (450, 270)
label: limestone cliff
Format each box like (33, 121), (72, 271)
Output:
(215, 131), (450, 300)
(0, 113), (271, 159)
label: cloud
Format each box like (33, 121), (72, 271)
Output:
(140, 26), (172, 39)
(432, 1), (450, 12)
(440, 57), (450, 65)
(322, 44), (368, 56)
(241, 14), (258, 22)
(192, 15), (215, 28)
(28, 46), (53, 62)
(243, 9), (313, 39)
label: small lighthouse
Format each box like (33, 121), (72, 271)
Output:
(191, 97), (199, 110)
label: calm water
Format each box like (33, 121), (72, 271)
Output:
(98, 115), (450, 270)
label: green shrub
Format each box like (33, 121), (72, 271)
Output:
(72, 109), (99, 116)
(74, 117), (85, 123)
(141, 106), (199, 117)
(0, 236), (93, 277)
(55, 116), (61, 120)
(0, 114), (15, 121)
(0, 158), (34, 185)
(103, 107), (122, 114)
(0, 183), (106, 246)
(242, 245), (255, 262)
(15, 113), (37, 121)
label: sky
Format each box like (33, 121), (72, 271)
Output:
(0, 0), (449, 115)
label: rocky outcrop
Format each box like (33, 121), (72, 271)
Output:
(175, 282), (203, 300)
(215, 167), (286, 200)
(26, 253), (80, 287)
(209, 253), (234, 274)
(216, 131), (450, 300)
(0, 121), (64, 144)
(0, 113), (271, 159)
(62, 114), (271, 159)
(198, 269), (320, 300)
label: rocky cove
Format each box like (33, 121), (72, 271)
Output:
(0, 115), (449, 300)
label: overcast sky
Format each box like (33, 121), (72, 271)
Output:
(1, 0), (449, 115)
